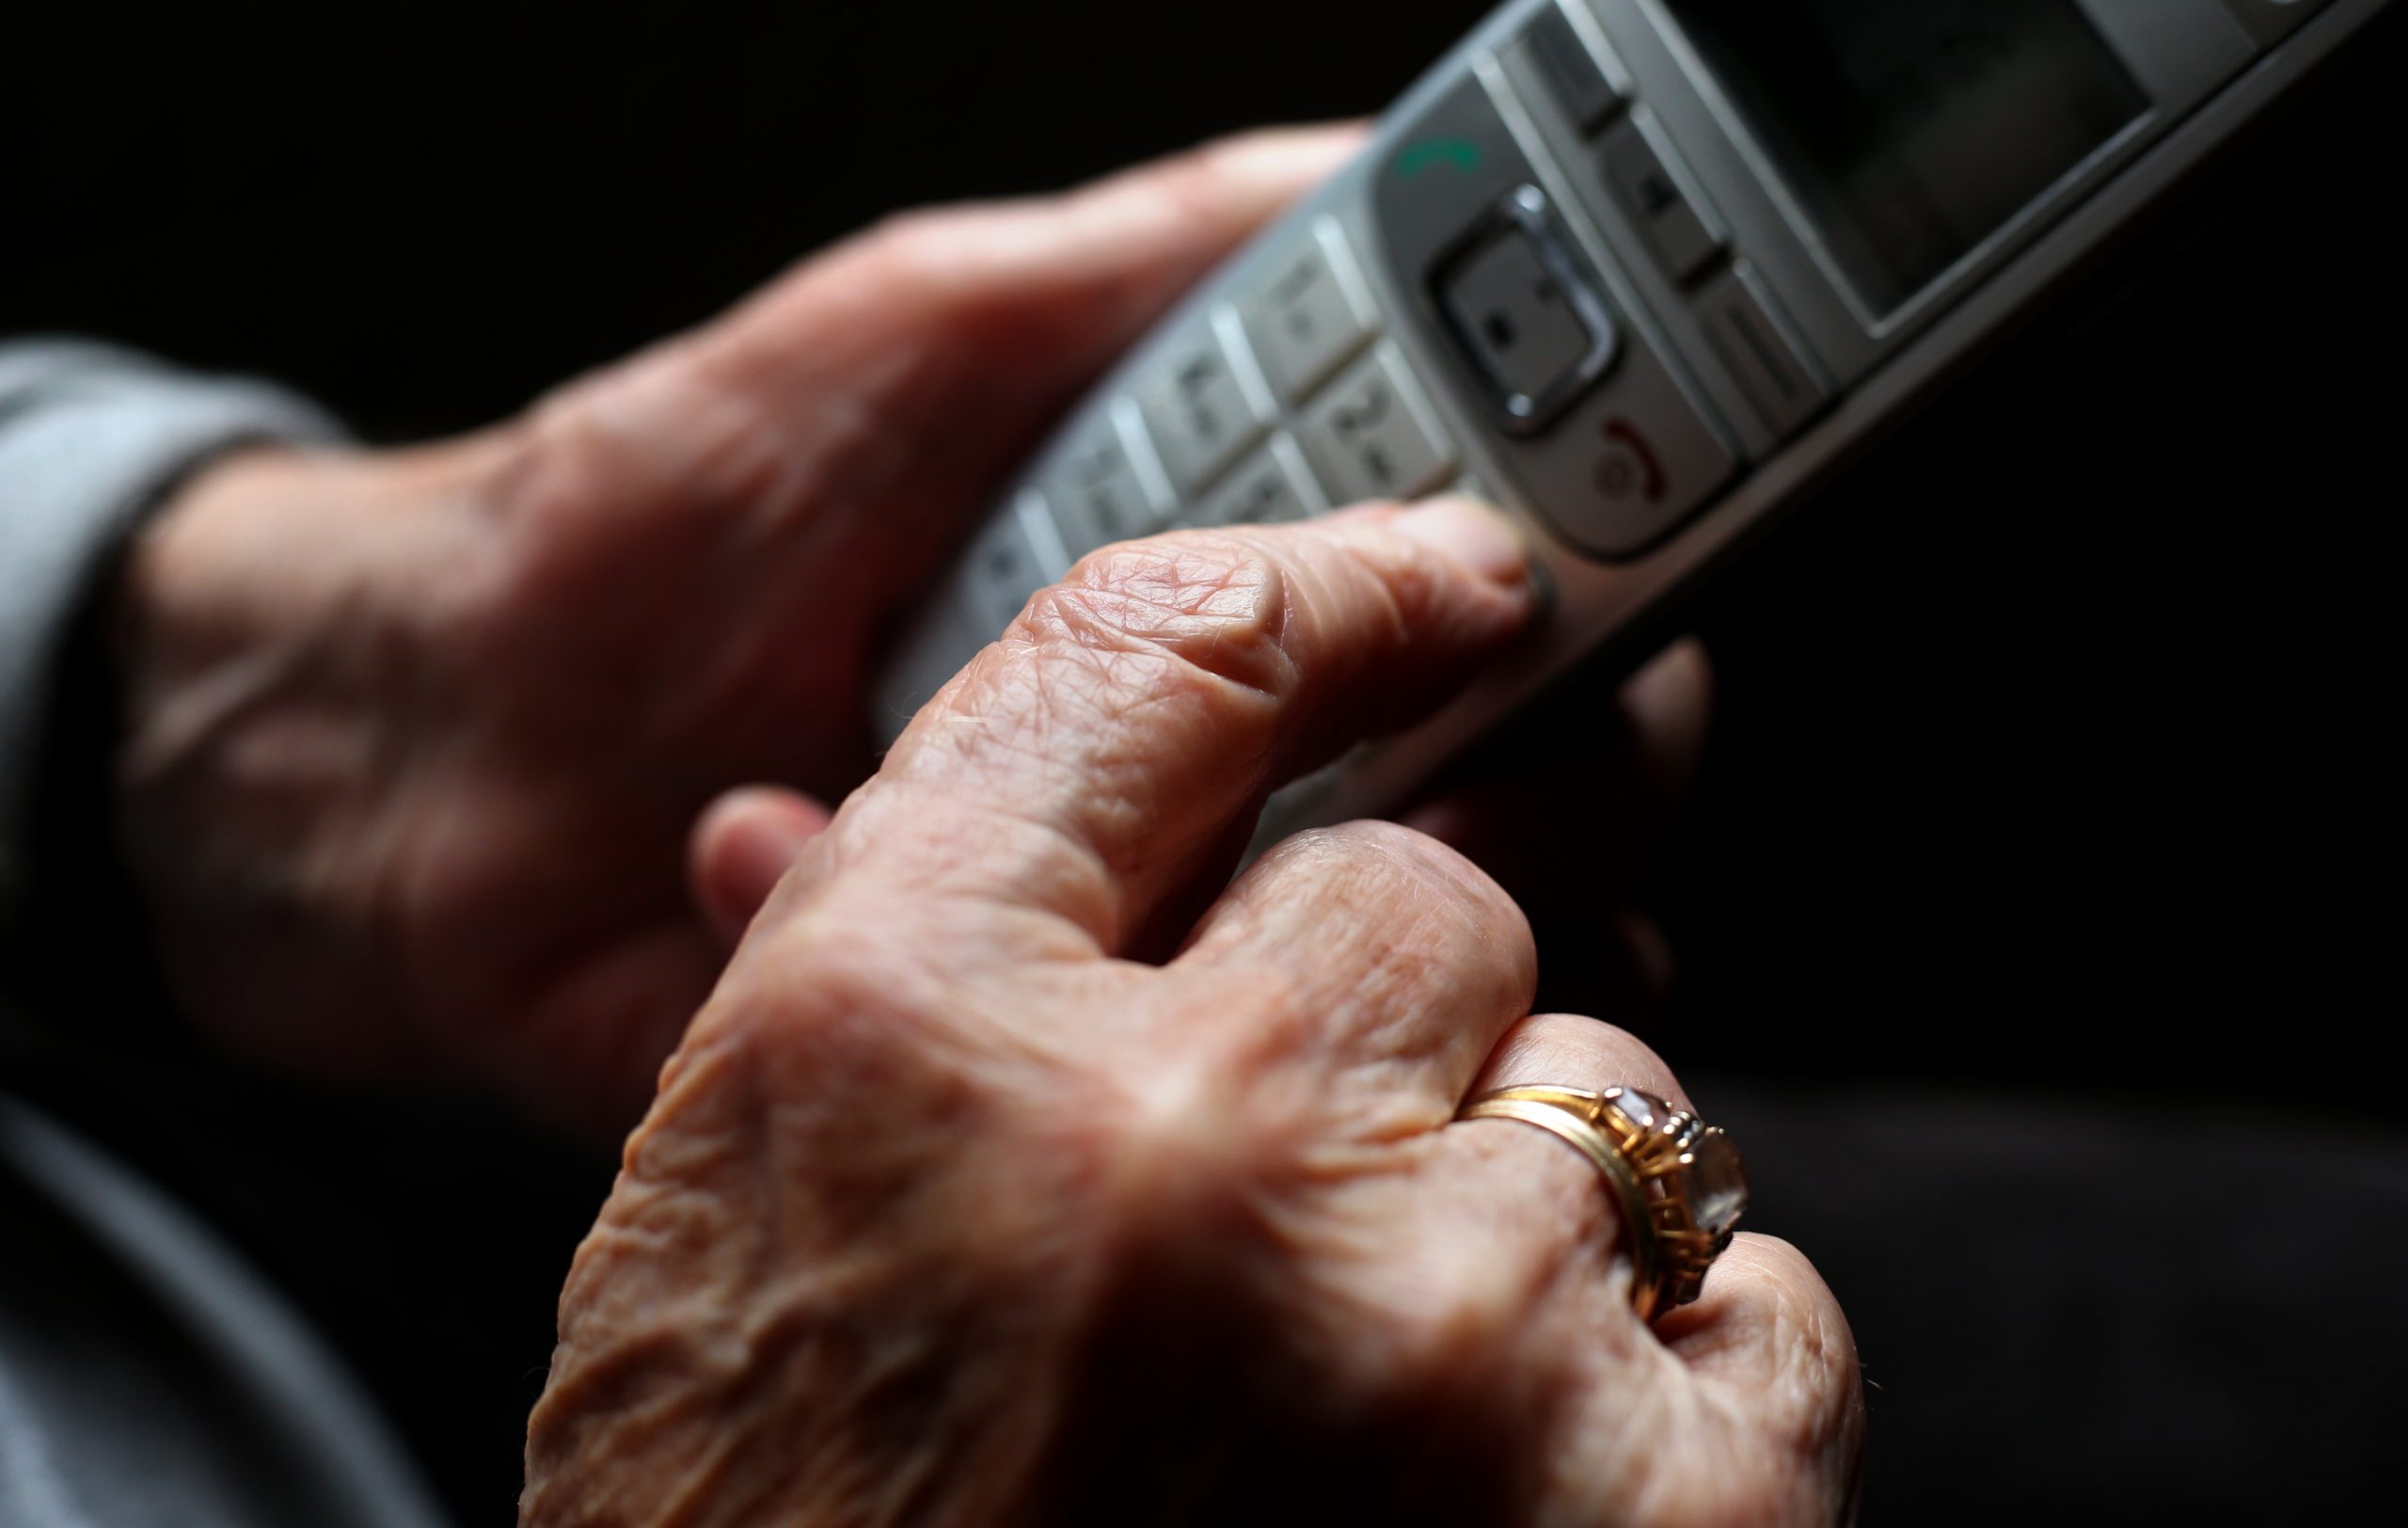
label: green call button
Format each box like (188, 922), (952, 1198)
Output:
(1395, 136), (1483, 180)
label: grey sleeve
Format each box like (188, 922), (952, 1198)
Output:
(0, 341), (345, 968)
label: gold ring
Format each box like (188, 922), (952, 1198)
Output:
(1457, 1084), (1748, 1322)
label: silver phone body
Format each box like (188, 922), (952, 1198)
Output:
(876, 0), (2384, 840)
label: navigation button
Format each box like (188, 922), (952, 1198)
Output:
(1238, 219), (1380, 405)
(1436, 185), (1619, 434)
(1133, 308), (1272, 494)
(1298, 342), (1459, 505)
(1600, 113), (1727, 286)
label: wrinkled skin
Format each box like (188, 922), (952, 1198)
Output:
(521, 509), (1862, 1526)
(114, 126), (1695, 1138)
(111, 127), (1861, 1521)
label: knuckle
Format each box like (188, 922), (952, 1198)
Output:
(705, 901), (958, 1065)
(627, 912), (982, 1190)
(1306, 1195), (1560, 1429)
(844, 201), (1028, 323)
(1320, 820), (1519, 920)
(1084, 1042), (1303, 1227)
(1029, 533), (1298, 699)
(1125, 134), (1259, 240)
(1385, 1234), (1540, 1378)
(1280, 821), (1535, 989)
(1065, 983), (1355, 1268)
(854, 203), (968, 279)
(1496, 1011), (1686, 1113)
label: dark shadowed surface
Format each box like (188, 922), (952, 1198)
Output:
(1707, 1077), (2408, 1524)
(4, 2), (2400, 1521)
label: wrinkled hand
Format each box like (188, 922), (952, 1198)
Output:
(522, 505), (1861, 1526)
(112, 123), (1710, 1136)
(110, 130), (1370, 1131)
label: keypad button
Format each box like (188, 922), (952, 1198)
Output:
(1519, 0), (1624, 134)
(1195, 434), (1325, 528)
(1014, 491), (1073, 580)
(1298, 342), (1459, 506)
(959, 492), (1056, 635)
(1041, 400), (1173, 553)
(1695, 264), (1829, 441)
(1600, 114), (1727, 286)
(1239, 218), (1380, 405)
(1133, 308), (1272, 494)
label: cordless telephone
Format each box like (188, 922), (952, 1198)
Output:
(877, 0), (2385, 836)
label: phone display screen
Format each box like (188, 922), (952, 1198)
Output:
(1664, 0), (2148, 316)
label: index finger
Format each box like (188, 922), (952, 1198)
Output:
(814, 498), (1535, 957)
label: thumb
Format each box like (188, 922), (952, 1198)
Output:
(689, 786), (834, 946)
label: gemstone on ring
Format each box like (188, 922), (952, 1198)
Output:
(1682, 1127), (1749, 1245)
(1606, 1090), (1746, 1253)
(1603, 1087), (1659, 1133)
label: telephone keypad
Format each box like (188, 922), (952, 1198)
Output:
(1298, 342), (1461, 505)
(1040, 400), (1173, 554)
(1133, 308), (1273, 494)
(884, 15), (1830, 733)
(1195, 434), (1324, 528)
(960, 492), (1060, 632)
(1238, 218), (1381, 405)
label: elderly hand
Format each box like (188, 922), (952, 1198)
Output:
(108, 124), (1705, 1136)
(110, 131), (1371, 1131)
(521, 502), (1861, 1525)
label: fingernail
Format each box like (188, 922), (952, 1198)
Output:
(1390, 495), (1529, 587)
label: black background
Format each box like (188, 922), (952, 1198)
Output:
(5, 1), (2401, 1522)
